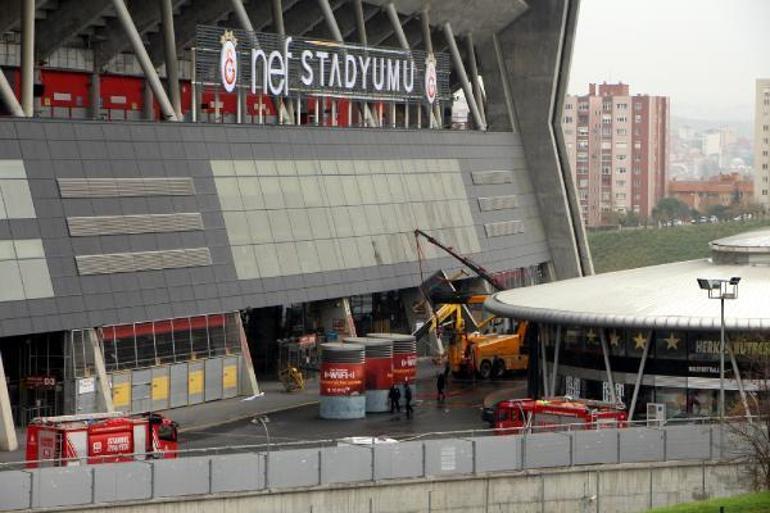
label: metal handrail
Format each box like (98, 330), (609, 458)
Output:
(1, 414), (761, 471)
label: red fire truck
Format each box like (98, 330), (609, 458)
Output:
(25, 412), (178, 467)
(484, 397), (627, 433)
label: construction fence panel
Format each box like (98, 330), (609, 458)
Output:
(152, 456), (211, 498)
(423, 439), (473, 477)
(572, 430), (619, 466)
(74, 377), (97, 415)
(474, 435), (521, 473)
(222, 355), (240, 398)
(321, 445), (373, 485)
(130, 368), (152, 413)
(374, 441), (424, 480)
(204, 357), (223, 402)
(0, 470), (31, 511)
(151, 365), (171, 411)
(211, 453), (265, 493)
(619, 427), (665, 463)
(523, 432), (572, 469)
(187, 360), (204, 404)
(169, 362), (188, 408)
(110, 371), (132, 412)
(665, 424), (712, 461)
(268, 448), (320, 489)
(93, 462), (152, 503)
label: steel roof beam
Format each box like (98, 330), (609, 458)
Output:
(35, 0), (112, 61)
(342, 1), (378, 41)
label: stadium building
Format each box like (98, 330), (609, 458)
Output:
(487, 230), (770, 420)
(0, 0), (588, 443)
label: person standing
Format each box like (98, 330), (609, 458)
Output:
(404, 379), (414, 419)
(436, 372), (446, 403)
(388, 384), (401, 413)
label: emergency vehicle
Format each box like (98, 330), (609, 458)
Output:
(25, 412), (178, 467)
(484, 397), (627, 433)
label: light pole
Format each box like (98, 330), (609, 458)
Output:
(697, 277), (740, 419)
(251, 415), (271, 486)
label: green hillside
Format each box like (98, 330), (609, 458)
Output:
(646, 491), (770, 513)
(587, 220), (770, 274)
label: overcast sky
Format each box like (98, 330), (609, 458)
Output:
(568, 0), (770, 122)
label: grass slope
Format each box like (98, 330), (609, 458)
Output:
(587, 220), (770, 274)
(646, 491), (770, 513)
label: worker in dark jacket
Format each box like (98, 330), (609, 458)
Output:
(437, 372), (447, 403)
(404, 379), (414, 419)
(388, 384), (401, 413)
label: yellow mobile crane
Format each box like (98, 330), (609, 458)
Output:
(413, 230), (529, 379)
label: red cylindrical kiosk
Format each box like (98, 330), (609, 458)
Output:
(367, 333), (417, 397)
(319, 342), (366, 419)
(345, 337), (393, 413)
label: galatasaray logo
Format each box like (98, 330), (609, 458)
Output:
(424, 54), (437, 105)
(220, 30), (238, 93)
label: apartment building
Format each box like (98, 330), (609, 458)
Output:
(754, 79), (770, 206)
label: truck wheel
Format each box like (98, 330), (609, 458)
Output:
(492, 359), (506, 379)
(478, 360), (492, 379)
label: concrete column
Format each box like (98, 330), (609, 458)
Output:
(354, 0), (367, 46)
(143, 80), (154, 120)
(236, 313), (260, 396)
(465, 33), (487, 126)
(89, 70), (100, 119)
(385, 3), (408, 50)
(88, 329), (114, 413)
(21, 0), (34, 117)
(0, 351), (18, 451)
(110, 0), (177, 120)
(230, 0), (255, 32)
(272, 0), (285, 36)
(161, 0), (182, 119)
(318, 0), (343, 42)
(0, 69), (24, 117)
(443, 22), (485, 131)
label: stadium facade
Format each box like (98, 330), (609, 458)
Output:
(0, 0), (587, 442)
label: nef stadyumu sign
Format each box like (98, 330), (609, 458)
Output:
(195, 26), (450, 103)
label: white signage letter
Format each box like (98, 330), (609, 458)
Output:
(344, 54), (357, 89)
(372, 57), (385, 91)
(316, 51), (329, 86)
(329, 53), (342, 88)
(268, 51), (285, 96)
(387, 58), (400, 92)
(283, 36), (293, 96)
(301, 49), (314, 86)
(251, 49), (268, 94)
(403, 59), (415, 93)
(358, 56), (371, 89)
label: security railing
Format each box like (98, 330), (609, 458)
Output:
(0, 419), (755, 511)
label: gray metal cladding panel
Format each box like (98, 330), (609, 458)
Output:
(153, 457), (211, 497)
(478, 195), (518, 211)
(268, 448), (320, 488)
(204, 357), (223, 401)
(523, 432), (571, 469)
(75, 248), (212, 275)
(321, 445), (372, 484)
(619, 428), (665, 462)
(169, 362), (188, 408)
(424, 439), (473, 476)
(572, 430), (619, 465)
(665, 424), (711, 461)
(471, 170), (513, 185)
(0, 470), (31, 510)
(473, 435), (521, 473)
(93, 462), (152, 503)
(31, 467), (92, 508)
(374, 441), (423, 480)
(211, 453), (264, 492)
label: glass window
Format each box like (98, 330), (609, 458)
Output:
(274, 242), (301, 275)
(267, 210), (292, 242)
(655, 387), (687, 419)
(258, 177), (284, 209)
(253, 244), (281, 277)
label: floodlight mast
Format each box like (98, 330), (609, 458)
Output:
(696, 277), (740, 419)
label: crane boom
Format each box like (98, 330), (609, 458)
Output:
(414, 229), (506, 291)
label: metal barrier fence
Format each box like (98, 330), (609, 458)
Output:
(0, 422), (750, 511)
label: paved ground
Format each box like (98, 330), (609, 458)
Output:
(0, 359), (527, 463)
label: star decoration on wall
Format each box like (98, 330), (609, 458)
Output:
(633, 333), (647, 350)
(664, 332), (681, 351)
(609, 332), (620, 347)
(586, 329), (598, 343)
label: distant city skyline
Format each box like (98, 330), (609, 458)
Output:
(568, 0), (770, 123)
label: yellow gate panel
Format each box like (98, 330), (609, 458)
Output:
(223, 364), (237, 389)
(152, 375), (170, 401)
(189, 369), (204, 395)
(112, 382), (131, 409)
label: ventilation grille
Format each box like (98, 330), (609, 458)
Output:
(478, 195), (518, 211)
(67, 213), (204, 237)
(484, 220), (524, 238)
(58, 178), (195, 198)
(76, 248), (211, 275)
(471, 170), (513, 185)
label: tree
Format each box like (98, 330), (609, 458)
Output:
(652, 197), (691, 226)
(707, 203), (728, 221)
